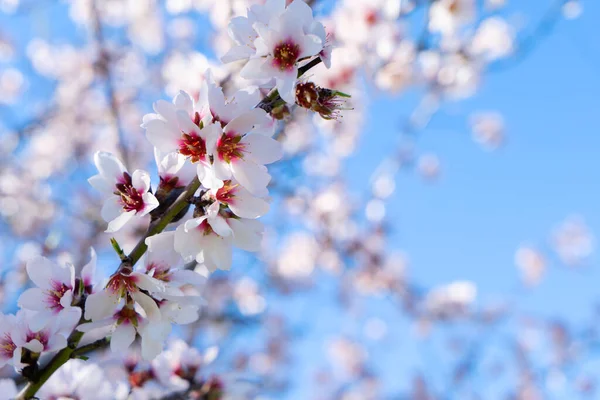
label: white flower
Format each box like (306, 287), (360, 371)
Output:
(210, 179), (270, 219)
(175, 202), (263, 272)
(88, 151), (159, 233)
(38, 359), (119, 400)
(144, 232), (205, 325)
(3, 311), (72, 370)
(155, 148), (197, 190)
(143, 76), (280, 196)
(469, 17), (514, 61)
(225, 0), (325, 103)
(429, 0), (475, 35)
(210, 107), (282, 196)
(18, 253), (89, 331)
(0, 313), (20, 369)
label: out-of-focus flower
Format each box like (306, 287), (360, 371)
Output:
(429, 0), (475, 35)
(515, 246), (546, 286)
(425, 281), (477, 319)
(469, 17), (514, 61)
(551, 216), (595, 266)
(470, 112), (505, 150)
(38, 359), (122, 400)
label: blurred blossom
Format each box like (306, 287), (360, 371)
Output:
(563, 1), (583, 20)
(276, 232), (318, 280)
(425, 281), (477, 319)
(551, 216), (594, 266)
(0, 0), (18, 14)
(327, 337), (366, 377)
(429, 0), (475, 35)
(234, 277), (266, 316)
(0, 67), (24, 104)
(371, 174), (396, 199)
(469, 17), (514, 61)
(365, 199), (386, 223)
(470, 111), (505, 150)
(417, 153), (441, 180)
(515, 246), (546, 286)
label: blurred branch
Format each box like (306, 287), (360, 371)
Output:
(89, 0), (130, 168)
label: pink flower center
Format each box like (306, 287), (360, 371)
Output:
(115, 172), (145, 213)
(272, 40), (301, 71)
(26, 330), (49, 350)
(197, 220), (215, 236)
(44, 280), (70, 313)
(215, 180), (239, 204)
(107, 272), (139, 298)
(146, 262), (171, 282)
(115, 306), (139, 326)
(178, 132), (207, 163)
(216, 132), (245, 163)
(0, 333), (16, 359)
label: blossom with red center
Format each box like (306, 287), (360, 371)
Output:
(88, 151), (159, 233)
(81, 267), (169, 360)
(0, 313), (18, 368)
(210, 108), (282, 196)
(18, 255), (85, 332)
(212, 179), (270, 219)
(142, 90), (223, 190)
(224, 0), (327, 103)
(175, 202), (264, 273)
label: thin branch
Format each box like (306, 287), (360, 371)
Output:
(90, 0), (130, 168)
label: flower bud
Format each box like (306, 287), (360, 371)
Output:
(295, 82), (351, 120)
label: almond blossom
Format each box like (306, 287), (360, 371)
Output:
(225, 0), (327, 103)
(88, 151), (159, 233)
(17, 250), (96, 331)
(175, 202), (263, 272)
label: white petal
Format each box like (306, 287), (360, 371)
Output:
(25, 256), (55, 290)
(111, 323), (136, 354)
(224, 108), (268, 135)
(81, 248), (97, 288)
(106, 210), (136, 233)
(211, 157), (232, 181)
(228, 186), (269, 219)
(298, 34), (324, 59)
(170, 269), (206, 286)
(240, 57), (272, 80)
(231, 159), (271, 196)
(205, 236), (233, 271)
(88, 174), (113, 196)
(101, 197), (123, 223)
(276, 71), (298, 104)
(243, 134), (283, 165)
(132, 291), (161, 322)
(173, 90), (194, 114)
(140, 192), (160, 216)
(229, 218), (263, 252)
(84, 290), (119, 321)
(132, 169), (151, 192)
(208, 214), (233, 238)
(144, 118), (180, 153)
(94, 151), (127, 180)
(18, 288), (46, 311)
(154, 99), (179, 124)
(221, 45), (256, 63)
